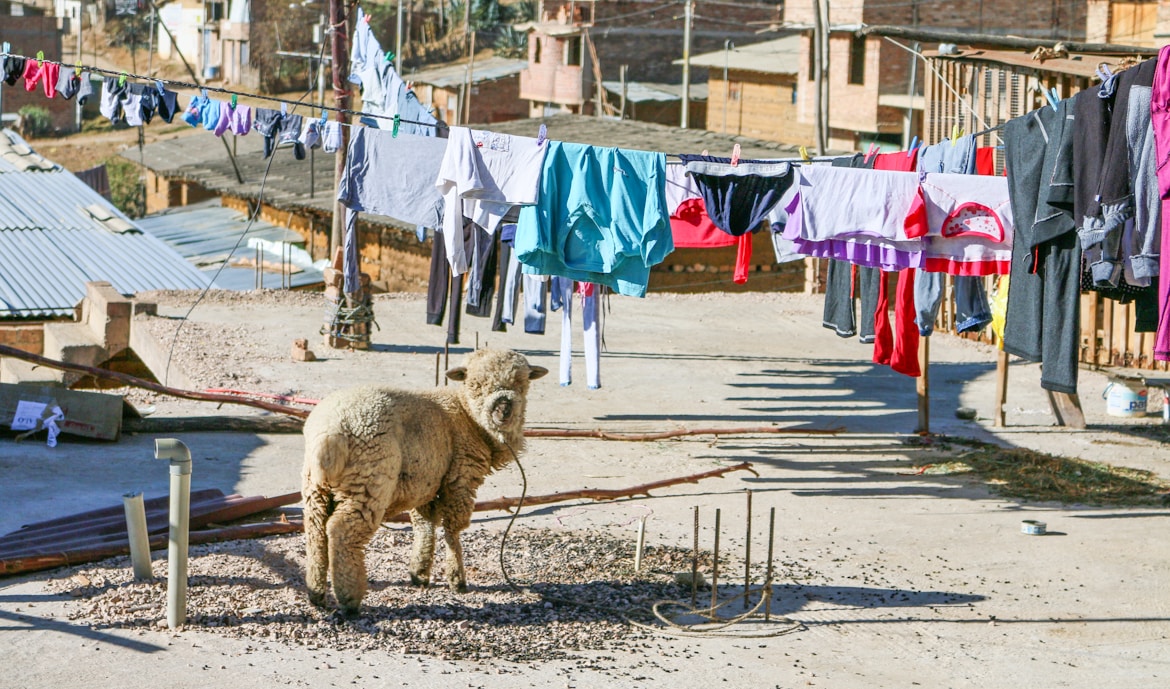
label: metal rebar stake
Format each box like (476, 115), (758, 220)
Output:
(691, 505), (699, 608)
(711, 508), (721, 613)
(765, 506), (776, 621)
(435, 351), (441, 386)
(744, 489), (752, 609)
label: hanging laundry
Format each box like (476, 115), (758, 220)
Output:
(917, 173), (1013, 276)
(155, 84), (179, 123)
(55, 67), (80, 99)
(181, 92), (207, 127)
(338, 126), (446, 229)
(873, 268), (921, 377)
(665, 164), (755, 283)
(678, 154), (794, 236)
(1153, 45), (1170, 361)
(435, 126), (546, 274)
(822, 259), (881, 343)
(425, 228), (464, 344)
(22, 59), (58, 98)
(201, 98), (223, 131)
(322, 121), (343, 153)
(1003, 99), (1082, 394)
(552, 278), (602, 389)
(253, 107), (283, 158)
(99, 76), (127, 124)
(782, 165), (926, 271)
(275, 113), (306, 159)
(1125, 83), (1160, 288)
(514, 141), (673, 298)
(2, 56), (26, 86)
(464, 223), (499, 318)
(214, 103), (252, 137)
(298, 116), (323, 148)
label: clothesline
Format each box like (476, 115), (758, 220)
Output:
(0, 52), (439, 128)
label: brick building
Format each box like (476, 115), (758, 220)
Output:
(783, 0), (1093, 150)
(683, 35), (815, 146)
(0, 14), (76, 133)
(405, 56), (528, 125)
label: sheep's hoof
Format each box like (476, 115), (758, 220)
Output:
(307, 590), (328, 607)
(409, 573), (431, 587)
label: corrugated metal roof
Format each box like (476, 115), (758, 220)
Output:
(678, 36), (802, 75)
(404, 57), (528, 89)
(136, 201), (325, 290)
(0, 129), (59, 173)
(0, 129), (211, 318)
(601, 81), (708, 103)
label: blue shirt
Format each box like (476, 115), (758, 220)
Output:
(514, 141), (673, 297)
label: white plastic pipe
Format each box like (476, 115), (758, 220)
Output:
(122, 492), (153, 580)
(155, 438), (192, 629)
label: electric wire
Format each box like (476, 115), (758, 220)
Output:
(0, 53), (438, 128)
(160, 35), (331, 386)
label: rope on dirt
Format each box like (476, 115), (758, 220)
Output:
(496, 443), (804, 639)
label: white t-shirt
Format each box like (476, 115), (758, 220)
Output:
(435, 126), (547, 274)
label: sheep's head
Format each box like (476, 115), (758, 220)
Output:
(447, 349), (547, 451)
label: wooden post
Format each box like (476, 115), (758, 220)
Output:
(1047, 391), (1086, 429)
(329, 0), (351, 257)
(993, 349), (1008, 427)
(915, 336), (929, 434)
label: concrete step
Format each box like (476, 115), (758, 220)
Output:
(0, 357), (63, 385)
(42, 323), (107, 386)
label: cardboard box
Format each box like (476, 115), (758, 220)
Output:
(0, 383), (123, 441)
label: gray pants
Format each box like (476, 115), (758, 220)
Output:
(914, 274), (992, 336)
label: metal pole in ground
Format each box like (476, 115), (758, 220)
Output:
(743, 489), (752, 609)
(765, 507), (775, 621)
(691, 505), (699, 608)
(711, 508), (720, 612)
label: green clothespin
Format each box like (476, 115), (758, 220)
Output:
(392, 114), (400, 138)
(118, 73), (127, 86)
(36, 50), (44, 62)
(231, 93), (237, 108)
(385, 51), (395, 64)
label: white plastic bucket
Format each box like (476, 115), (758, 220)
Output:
(1103, 379), (1148, 418)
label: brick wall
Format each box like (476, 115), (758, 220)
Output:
(144, 170), (219, 214)
(0, 17), (75, 133)
(0, 323), (45, 355)
(1086, 0), (1112, 42)
(425, 76), (527, 125)
(787, 0), (1089, 38)
(706, 70), (816, 145)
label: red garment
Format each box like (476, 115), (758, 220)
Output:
(975, 147), (997, 176)
(872, 268), (921, 377)
(871, 150), (918, 172)
(22, 59), (58, 98)
(669, 196), (753, 284)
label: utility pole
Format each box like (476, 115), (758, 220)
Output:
(76, 3), (84, 131)
(680, 0), (693, 128)
(329, 0), (351, 256)
(811, 0), (829, 154)
(396, 0), (403, 75)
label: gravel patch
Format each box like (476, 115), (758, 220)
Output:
(44, 527), (768, 664)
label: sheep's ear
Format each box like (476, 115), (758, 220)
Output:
(528, 366), (549, 380)
(446, 367), (468, 382)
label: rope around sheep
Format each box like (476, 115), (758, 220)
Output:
(496, 442), (804, 639)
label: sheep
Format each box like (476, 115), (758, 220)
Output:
(301, 348), (548, 614)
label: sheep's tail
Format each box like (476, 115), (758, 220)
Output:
(304, 430), (349, 486)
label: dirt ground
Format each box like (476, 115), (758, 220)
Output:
(1, 290), (1168, 688)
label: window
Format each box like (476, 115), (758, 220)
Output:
(533, 38), (542, 63)
(565, 37), (582, 66)
(807, 40), (815, 82)
(848, 35), (866, 85)
(209, 2), (225, 21)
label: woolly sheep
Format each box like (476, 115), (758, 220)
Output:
(301, 348), (548, 614)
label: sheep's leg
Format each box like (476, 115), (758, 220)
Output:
(442, 525), (468, 593)
(408, 509), (436, 587)
(302, 487), (333, 607)
(326, 497), (383, 615)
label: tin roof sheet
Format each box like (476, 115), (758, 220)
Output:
(404, 57), (528, 89)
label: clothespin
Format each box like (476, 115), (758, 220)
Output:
(319, 108), (328, 124)
(281, 102), (287, 115)
(392, 114), (400, 138)
(536, 123), (547, 146)
(201, 87), (209, 99)
(385, 51), (395, 63)
(118, 72), (127, 86)
(1, 42), (11, 56)
(36, 50), (44, 62)
(1042, 87), (1059, 111)
(905, 135), (919, 158)
(1050, 87), (1061, 107)
(701, 149), (709, 156)
(1096, 62), (1114, 82)
(799, 146), (810, 162)
(730, 143), (741, 167)
(950, 124), (963, 146)
(231, 93), (237, 108)
(75, 61), (83, 75)
(863, 142), (878, 165)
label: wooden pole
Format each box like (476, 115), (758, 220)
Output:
(916, 336), (929, 434)
(993, 349), (1008, 427)
(329, 0), (351, 257)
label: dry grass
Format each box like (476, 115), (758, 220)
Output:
(917, 445), (1170, 506)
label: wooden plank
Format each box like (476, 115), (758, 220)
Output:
(993, 349), (1008, 427)
(1047, 390), (1087, 429)
(1082, 291), (1099, 365)
(1099, 297), (1115, 366)
(916, 336), (930, 434)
